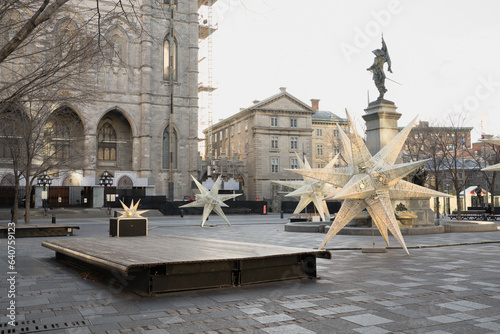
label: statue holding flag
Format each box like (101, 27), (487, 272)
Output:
(367, 36), (392, 100)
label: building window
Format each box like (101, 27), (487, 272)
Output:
(220, 130), (223, 140)
(316, 128), (323, 137)
(231, 125), (234, 136)
(271, 158), (279, 173)
(290, 118), (297, 128)
(245, 138), (248, 151)
(238, 122), (241, 133)
(290, 137), (298, 150)
(163, 34), (177, 81)
(271, 136), (279, 149)
(163, 0), (178, 9)
(46, 119), (71, 159)
(317, 144), (323, 156)
(271, 117), (278, 127)
(290, 158), (298, 169)
(162, 125), (178, 169)
(215, 133), (218, 142)
(333, 129), (339, 137)
(333, 146), (340, 155)
(245, 119), (248, 131)
(109, 33), (125, 63)
(317, 163), (325, 168)
(57, 23), (75, 59)
(98, 122), (117, 161)
(225, 128), (228, 138)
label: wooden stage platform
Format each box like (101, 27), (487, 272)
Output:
(42, 235), (331, 295)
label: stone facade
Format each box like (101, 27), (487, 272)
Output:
(0, 0), (201, 204)
(203, 88), (347, 202)
(311, 107), (348, 168)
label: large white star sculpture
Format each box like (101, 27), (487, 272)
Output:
(180, 175), (242, 227)
(481, 136), (500, 171)
(273, 153), (338, 221)
(290, 110), (451, 254)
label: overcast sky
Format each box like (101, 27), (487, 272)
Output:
(200, 0), (500, 142)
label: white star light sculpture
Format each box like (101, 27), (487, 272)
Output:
(481, 137), (500, 171)
(118, 199), (148, 218)
(180, 175), (242, 227)
(274, 153), (338, 221)
(290, 110), (451, 254)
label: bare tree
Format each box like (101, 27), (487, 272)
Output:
(403, 121), (445, 218)
(465, 141), (500, 211)
(1, 1), (103, 223)
(436, 113), (475, 220)
(1, 96), (88, 224)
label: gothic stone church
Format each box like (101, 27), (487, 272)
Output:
(0, 0), (200, 207)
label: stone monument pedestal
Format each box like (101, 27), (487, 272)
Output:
(363, 99), (437, 227)
(363, 99), (402, 156)
(393, 199), (435, 226)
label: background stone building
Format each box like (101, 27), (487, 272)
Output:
(0, 0), (203, 207)
(203, 88), (347, 204)
(311, 103), (348, 169)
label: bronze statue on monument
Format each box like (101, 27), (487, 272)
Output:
(367, 36), (392, 100)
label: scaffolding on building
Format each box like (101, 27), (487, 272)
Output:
(198, 0), (217, 160)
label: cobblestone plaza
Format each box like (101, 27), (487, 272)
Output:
(1, 214), (500, 333)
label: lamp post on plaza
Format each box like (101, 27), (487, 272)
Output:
(99, 170), (113, 215)
(37, 171), (52, 216)
(445, 183), (450, 215)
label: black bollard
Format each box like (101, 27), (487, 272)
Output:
(280, 210), (284, 219)
(114, 210), (118, 217)
(180, 209), (184, 218)
(52, 215), (56, 224)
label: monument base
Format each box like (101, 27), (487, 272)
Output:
(363, 99), (402, 156)
(393, 199), (436, 226)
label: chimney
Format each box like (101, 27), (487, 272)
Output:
(279, 87), (287, 93)
(310, 99), (320, 110)
(253, 100), (260, 104)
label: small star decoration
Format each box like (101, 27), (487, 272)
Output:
(118, 199), (148, 218)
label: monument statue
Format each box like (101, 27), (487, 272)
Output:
(367, 37), (392, 100)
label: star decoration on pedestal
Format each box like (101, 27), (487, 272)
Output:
(290, 110), (452, 254)
(118, 199), (148, 218)
(481, 136), (500, 171)
(275, 153), (339, 221)
(180, 175), (242, 227)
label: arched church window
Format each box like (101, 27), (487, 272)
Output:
(117, 175), (133, 189)
(110, 34), (123, 61)
(58, 25), (74, 58)
(162, 125), (178, 169)
(163, 34), (177, 81)
(45, 119), (71, 159)
(44, 106), (82, 160)
(0, 174), (15, 186)
(98, 122), (117, 161)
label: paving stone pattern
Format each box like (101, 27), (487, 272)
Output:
(1, 215), (500, 333)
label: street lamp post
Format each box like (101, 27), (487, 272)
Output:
(37, 171), (52, 216)
(445, 183), (450, 215)
(99, 170), (113, 215)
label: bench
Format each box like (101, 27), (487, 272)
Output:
(449, 210), (500, 221)
(0, 224), (80, 238)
